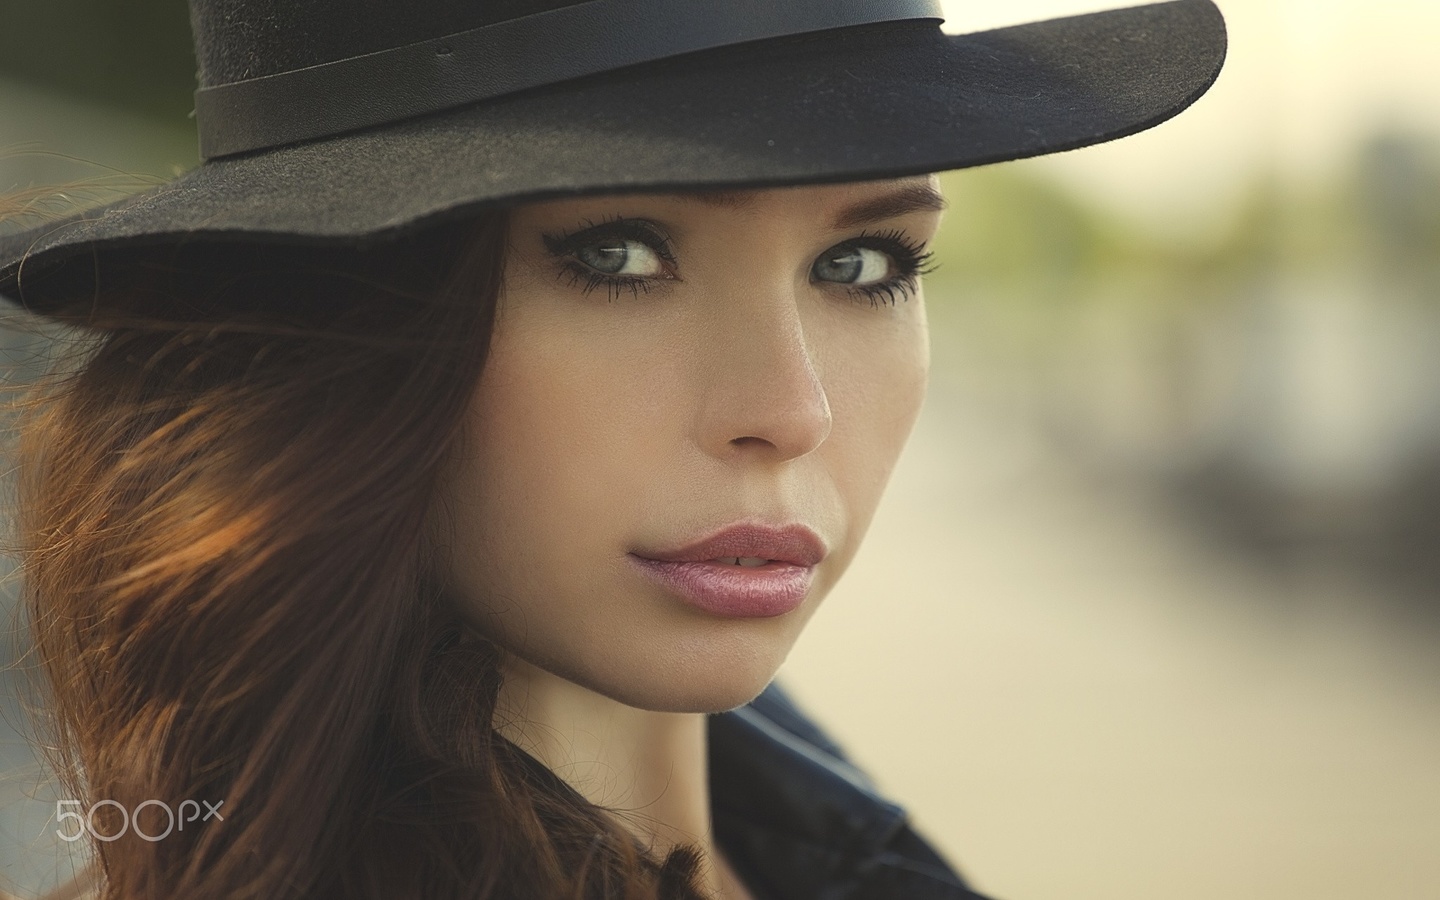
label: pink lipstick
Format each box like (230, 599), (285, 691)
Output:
(628, 523), (826, 618)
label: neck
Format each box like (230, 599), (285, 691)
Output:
(493, 653), (737, 897)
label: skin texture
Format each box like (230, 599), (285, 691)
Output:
(432, 176), (944, 898)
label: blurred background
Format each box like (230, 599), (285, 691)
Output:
(1, 1), (1437, 898)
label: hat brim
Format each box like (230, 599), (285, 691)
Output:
(1, 0), (1225, 314)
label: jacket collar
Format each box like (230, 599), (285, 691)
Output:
(508, 680), (991, 899)
(708, 682), (992, 900)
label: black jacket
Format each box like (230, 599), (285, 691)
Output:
(709, 682), (998, 900)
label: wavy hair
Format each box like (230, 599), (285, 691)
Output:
(5, 212), (709, 900)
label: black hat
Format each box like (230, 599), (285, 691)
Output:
(0, 0), (1226, 316)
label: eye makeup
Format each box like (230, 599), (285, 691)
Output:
(818, 228), (937, 307)
(540, 215), (937, 306)
(541, 216), (678, 301)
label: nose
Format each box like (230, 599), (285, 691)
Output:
(694, 286), (832, 463)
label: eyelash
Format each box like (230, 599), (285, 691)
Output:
(541, 217), (937, 306)
(542, 216), (677, 302)
(831, 229), (939, 307)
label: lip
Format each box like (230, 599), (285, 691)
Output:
(634, 523), (827, 567)
(628, 522), (827, 618)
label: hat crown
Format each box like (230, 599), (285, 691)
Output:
(191, 0), (590, 85)
(187, 0), (947, 157)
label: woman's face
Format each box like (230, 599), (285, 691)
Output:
(436, 176), (944, 712)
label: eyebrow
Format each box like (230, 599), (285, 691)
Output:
(829, 183), (948, 230)
(678, 183), (947, 230)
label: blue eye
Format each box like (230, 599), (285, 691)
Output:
(576, 238), (666, 277)
(813, 246), (894, 286)
(543, 217), (677, 300)
(814, 230), (937, 307)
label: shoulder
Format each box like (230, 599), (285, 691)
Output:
(734, 678), (858, 762)
(708, 680), (1000, 900)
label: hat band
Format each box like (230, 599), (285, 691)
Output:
(194, 0), (945, 160)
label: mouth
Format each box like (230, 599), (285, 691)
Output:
(633, 522), (827, 567)
(626, 555), (815, 618)
(712, 556), (773, 567)
(628, 522), (826, 618)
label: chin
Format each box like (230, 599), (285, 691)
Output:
(607, 674), (777, 715)
(551, 629), (795, 715)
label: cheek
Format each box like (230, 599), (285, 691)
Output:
(829, 302), (929, 469)
(816, 301), (930, 561)
(434, 314), (681, 654)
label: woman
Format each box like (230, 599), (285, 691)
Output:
(0, 1), (1226, 898)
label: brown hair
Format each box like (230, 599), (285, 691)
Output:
(5, 213), (709, 899)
